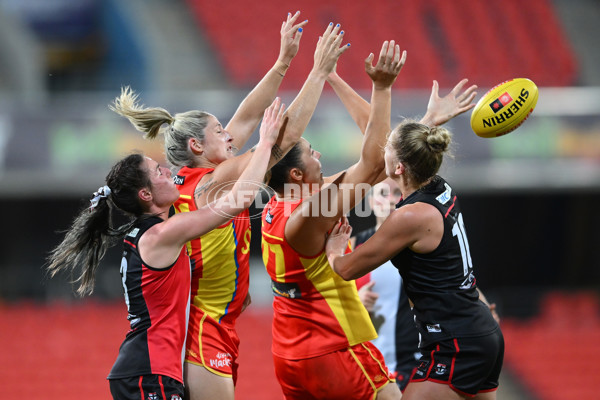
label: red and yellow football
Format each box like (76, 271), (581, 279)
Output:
(470, 78), (539, 138)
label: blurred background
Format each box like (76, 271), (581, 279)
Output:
(0, 0), (599, 399)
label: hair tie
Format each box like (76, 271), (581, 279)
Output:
(89, 185), (112, 210)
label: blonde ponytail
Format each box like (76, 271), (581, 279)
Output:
(110, 86), (174, 139)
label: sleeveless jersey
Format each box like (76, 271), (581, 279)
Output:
(108, 216), (192, 383)
(354, 227), (421, 380)
(390, 176), (498, 346)
(261, 196), (376, 360)
(173, 166), (251, 327)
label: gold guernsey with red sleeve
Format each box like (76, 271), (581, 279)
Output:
(261, 196), (376, 360)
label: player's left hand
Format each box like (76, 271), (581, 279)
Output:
(422, 79), (478, 126)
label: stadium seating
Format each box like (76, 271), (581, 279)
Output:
(0, 301), (124, 400)
(1, 291), (598, 399)
(186, 0), (577, 90)
(0, 301), (282, 400)
(5, 0), (104, 85)
(501, 291), (600, 400)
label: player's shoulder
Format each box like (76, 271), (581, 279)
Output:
(390, 202), (438, 225)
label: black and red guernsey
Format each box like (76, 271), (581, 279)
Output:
(108, 216), (191, 383)
(390, 176), (498, 347)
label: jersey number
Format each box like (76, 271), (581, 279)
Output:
(262, 239), (285, 280)
(451, 213), (473, 277)
(120, 258), (130, 311)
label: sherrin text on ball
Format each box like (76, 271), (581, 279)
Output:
(470, 78), (538, 138)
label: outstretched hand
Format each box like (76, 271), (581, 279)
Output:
(326, 216), (353, 261)
(312, 22), (350, 78)
(259, 97), (286, 147)
(279, 11), (307, 66)
(365, 40), (407, 90)
(422, 79), (478, 126)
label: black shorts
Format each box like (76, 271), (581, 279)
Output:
(109, 375), (184, 400)
(395, 369), (413, 392)
(410, 327), (504, 397)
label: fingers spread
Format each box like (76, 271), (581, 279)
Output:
(398, 49), (407, 69)
(451, 78), (470, 95)
(386, 40), (396, 61)
(364, 53), (375, 70)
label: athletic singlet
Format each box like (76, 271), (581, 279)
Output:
(390, 176), (498, 346)
(261, 196), (376, 360)
(173, 166), (251, 327)
(108, 216), (191, 383)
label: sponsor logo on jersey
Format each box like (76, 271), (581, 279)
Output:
(127, 227), (140, 238)
(171, 395), (182, 400)
(435, 183), (452, 205)
(435, 363), (447, 375)
(148, 393), (158, 400)
(265, 209), (274, 224)
(173, 175), (185, 185)
(459, 272), (476, 290)
(426, 323), (442, 333)
(271, 280), (301, 299)
(128, 315), (141, 329)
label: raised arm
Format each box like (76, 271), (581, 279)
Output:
(327, 68), (371, 134)
(286, 41), (405, 254)
(328, 74), (478, 134)
(331, 42), (404, 206)
(320, 45), (404, 187)
(349, 41), (405, 181)
(202, 22), (349, 201)
(328, 76), (477, 184)
(269, 23), (350, 165)
(225, 11), (307, 151)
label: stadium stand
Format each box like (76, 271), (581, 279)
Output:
(0, 301), (282, 400)
(0, 2), (597, 400)
(501, 291), (600, 400)
(186, 0), (577, 90)
(2, 292), (598, 400)
(3, 0), (104, 91)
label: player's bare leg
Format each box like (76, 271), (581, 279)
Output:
(376, 380), (402, 399)
(402, 381), (463, 400)
(184, 362), (234, 400)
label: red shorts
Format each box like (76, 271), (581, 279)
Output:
(273, 341), (395, 400)
(185, 306), (240, 384)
